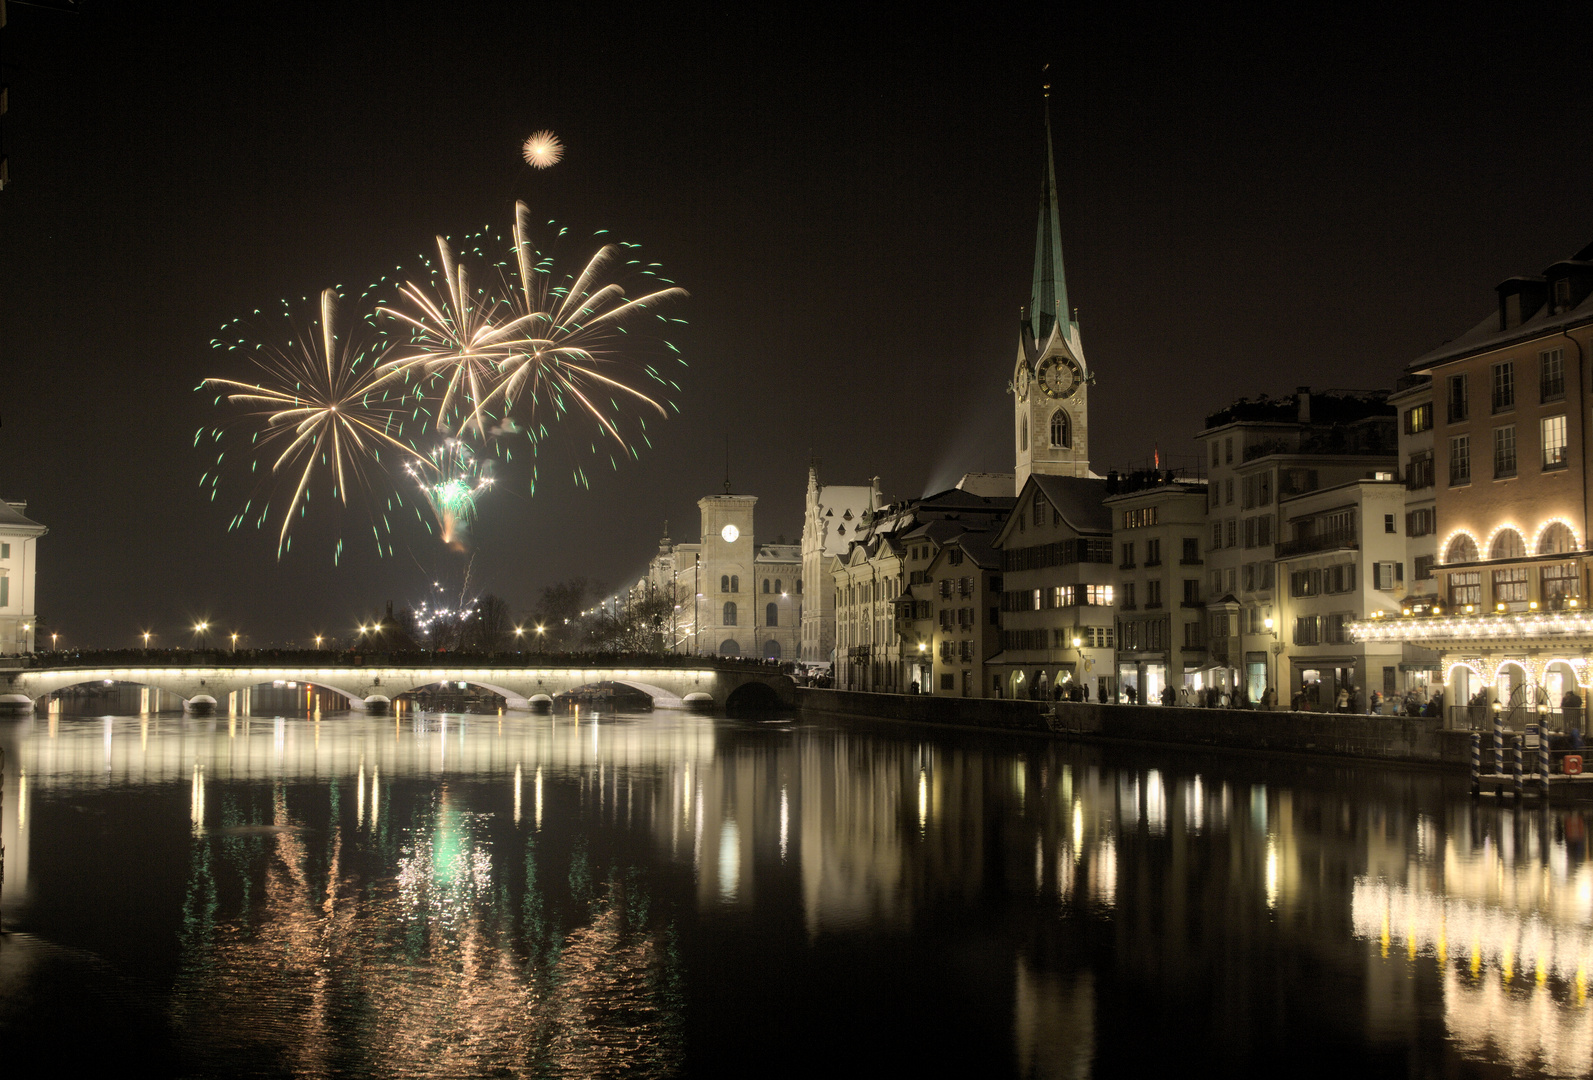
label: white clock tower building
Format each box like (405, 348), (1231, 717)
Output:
(1013, 95), (1090, 492)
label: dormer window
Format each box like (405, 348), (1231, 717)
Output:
(1556, 277), (1573, 311)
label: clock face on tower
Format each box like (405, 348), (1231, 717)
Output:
(1013, 361), (1031, 401)
(1037, 354), (1082, 399)
(721, 524), (740, 543)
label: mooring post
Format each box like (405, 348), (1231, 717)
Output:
(1, 745), (6, 934)
(1470, 731), (1481, 793)
(1495, 708), (1506, 776)
(1540, 726), (1552, 792)
(1515, 735), (1525, 797)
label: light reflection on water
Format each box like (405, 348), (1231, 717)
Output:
(3, 709), (1593, 1075)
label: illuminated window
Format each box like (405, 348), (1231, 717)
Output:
(1448, 571), (1481, 607)
(1490, 528), (1525, 560)
(1542, 415), (1567, 469)
(1539, 522), (1576, 555)
(1445, 533), (1478, 563)
(1404, 403), (1433, 434)
(1492, 567), (1529, 603)
(1543, 562), (1580, 602)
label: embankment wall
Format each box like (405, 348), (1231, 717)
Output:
(797, 687), (1471, 768)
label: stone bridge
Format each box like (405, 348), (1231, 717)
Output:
(0, 658), (796, 714)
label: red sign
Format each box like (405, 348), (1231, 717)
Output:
(1566, 755), (1584, 776)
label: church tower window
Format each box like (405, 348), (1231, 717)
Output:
(1050, 409), (1071, 448)
(766, 603), (779, 627)
(721, 575), (729, 593)
(724, 602), (738, 625)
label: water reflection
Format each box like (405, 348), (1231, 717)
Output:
(4, 709), (1593, 1075)
(1352, 804), (1593, 1076)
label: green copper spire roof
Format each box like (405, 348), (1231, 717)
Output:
(1029, 99), (1071, 344)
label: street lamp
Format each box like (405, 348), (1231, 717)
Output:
(536, 624), (546, 653)
(142, 631), (152, 649)
(230, 632), (239, 652)
(51, 632), (59, 650)
(314, 635), (324, 649)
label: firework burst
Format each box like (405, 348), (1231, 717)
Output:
(375, 237), (535, 438)
(522, 130), (563, 169)
(199, 289), (423, 559)
(484, 201), (688, 469)
(406, 437), (495, 548)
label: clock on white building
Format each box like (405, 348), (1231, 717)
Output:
(721, 524), (740, 543)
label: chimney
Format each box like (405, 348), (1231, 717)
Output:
(1296, 387), (1311, 424)
(1107, 469), (1119, 494)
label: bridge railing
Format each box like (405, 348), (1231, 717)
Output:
(13, 648), (794, 675)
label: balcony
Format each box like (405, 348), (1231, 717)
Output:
(1276, 530), (1359, 558)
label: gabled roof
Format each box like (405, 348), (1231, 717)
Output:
(1031, 475), (1111, 533)
(993, 474), (1109, 550)
(0, 501), (46, 535)
(955, 530), (1001, 570)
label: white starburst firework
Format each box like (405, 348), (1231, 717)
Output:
(522, 131), (563, 169)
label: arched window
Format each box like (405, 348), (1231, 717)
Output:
(1445, 533), (1478, 564)
(1539, 521), (1577, 554)
(720, 574), (730, 593)
(719, 638), (740, 656)
(764, 639), (781, 659)
(766, 603), (779, 627)
(774, 579), (782, 593)
(1034, 496), (1047, 526)
(723, 601), (737, 625)
(763, 579), (770, 593)
(1020, 415), (1028, 451)
(1490, 528), (1526, 560)
(1050, 409), (1072, 449)
(731, 575), (739, 592)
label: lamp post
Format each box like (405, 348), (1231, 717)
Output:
(314, 635), (324, 650)
(51, 631), (58, 651)
(1263, 615), (1281, 709)
(536, 624), (545, 653)
(142, 631), (152, 651)
(230, 632), (239, 652)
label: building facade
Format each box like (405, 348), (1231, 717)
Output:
(0, 499), (45, 655)
(988, 475), (1115, 701)
(648, 494), (800, 659)
(799, 469), (880, 666)
(1275, 478), (1410, 708)
(1104, 473), (1209, 704)
(1201, 389), (1399, 702)
(1356, 244), (1593, 724)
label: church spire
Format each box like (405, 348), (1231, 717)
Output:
(1029, 74), (1070, 345)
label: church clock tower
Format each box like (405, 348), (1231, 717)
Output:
(1013, 88), (1090, 492)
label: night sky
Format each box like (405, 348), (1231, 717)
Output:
(4, 3), (1593, 647)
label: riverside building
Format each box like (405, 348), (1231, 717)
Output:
(1353, 242), (1593, 723)
(1200, 388), (1399, 703)
(0, 498), (45, 655)
(1104, 470), (1209, 704)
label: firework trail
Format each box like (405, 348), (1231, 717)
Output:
(406, 437), (495, 548)
(199, 289), (424, 559)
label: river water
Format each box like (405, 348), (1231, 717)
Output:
(0, 706), (1588, 1077)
